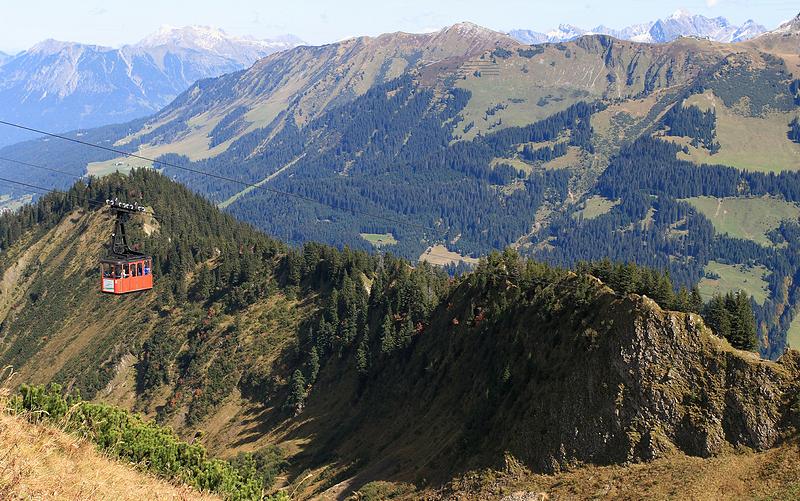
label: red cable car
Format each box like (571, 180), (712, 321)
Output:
(100, 199), (154, 294)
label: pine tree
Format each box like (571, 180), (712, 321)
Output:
(397, 316), (415, 348)
(652, 272), (675, 307)
(703, 291), (757, 351)
(307, 347), (320, 382)
(704, 294), (731, 341)
(284, 370), (307, 415)
(689, 287), (704, 313)
(673, 287), (691, 312)
(192, 266), (214, 300)
(380, 311), (395, 354)
(356, 333), (369, 376)
(732, 292), (758, 351)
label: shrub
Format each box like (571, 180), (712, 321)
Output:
(8, 383), (285, 500)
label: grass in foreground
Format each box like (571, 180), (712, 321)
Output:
(6, 384), (288, 501)
(0, 411), (218, 500)
(419, 441), (800, 500)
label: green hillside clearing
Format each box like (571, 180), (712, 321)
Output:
(698, 261), (770, 304)
(573, 195), (620, 220)
(787, 316), (800, 350)
(676, 92), (800, 173)
(684, 196), (800, 246)
(360, 232), (398, 247)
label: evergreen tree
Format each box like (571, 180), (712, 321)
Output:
(689, 287), (704, 313)
(307, 347), (320, 383)
(284, 370), (307, 415)
(673, 287), (691, 312)
(704, 294), (732, 341)
(703, 291), (757, 351)
(380, 311), (396, 354)
(732, 292), (758, 351)
(191, 266), (214, 300)
(356, 334), (369, 376)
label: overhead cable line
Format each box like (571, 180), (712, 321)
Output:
(0, 120), (441, 233)
(0, 174), (643, 299)
(0, 173), (477, 263)
(0, 155), (87, 180)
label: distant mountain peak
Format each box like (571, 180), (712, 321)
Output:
(0, 26), (305, 148)
(510, 11), (765, 45)
(431, 21), (515, 51)
(669, 8), (692, 20)
(28, 39), (110, 55)
(772, 12), (800, 33)
(440, 21), (504, 38)
(135, 25), (303, 52)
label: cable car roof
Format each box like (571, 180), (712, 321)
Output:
(100, 255), (151, 265)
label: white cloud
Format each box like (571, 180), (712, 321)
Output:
(706, 0), (720, 7)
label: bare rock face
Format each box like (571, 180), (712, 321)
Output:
(333, 279), (800, 479)
(499, 290), (800, 470)
(605, 295), (797, 460)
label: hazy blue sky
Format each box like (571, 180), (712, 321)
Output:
(0, 0), (796, 52)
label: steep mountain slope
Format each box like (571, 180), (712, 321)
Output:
(509, 10), (766, 45)
(425, 440), (800, 500)
(0, 26), (302, 147)
(1, 172), (800, 499)
(1, 20), (799, 356)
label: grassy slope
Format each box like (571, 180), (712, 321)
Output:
(698, 260), (770, 304)
(684, 196), (800, 247)
(2, 178), (800, 499)
(419, 441), (800, 500)
(573, 195), (620, 220)
(0, 190), (305, 458)
(0, 412), (216, 500)
(677, 92), (800, 173)
(360, 232), (398, 247)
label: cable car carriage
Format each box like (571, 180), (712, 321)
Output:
(100, 199), (153, 294)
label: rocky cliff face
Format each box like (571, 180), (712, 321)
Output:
(1, 175), (798, 498)
(308, 274), (800, 486)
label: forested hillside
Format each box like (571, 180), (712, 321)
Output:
(1, 171), (800, 498)
(1, 18), (799, 357)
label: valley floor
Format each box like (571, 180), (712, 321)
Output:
(0, 412), (216, 500)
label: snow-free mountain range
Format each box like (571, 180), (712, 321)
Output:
(0, 11), (774, 148)
(509, 9), (766, 44)
(1, 9), (800, 499)
(0, 26), (303, 146)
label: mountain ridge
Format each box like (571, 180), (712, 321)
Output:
(0, 171), (799, 499)
(0, 26), (304, 147)
(1, 20), (799, 360)
(510, 10), (766, 44)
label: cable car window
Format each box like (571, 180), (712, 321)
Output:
(115, 266), (122, 279)
(144, 261), (151, 275)
(137, 263), (143, 276)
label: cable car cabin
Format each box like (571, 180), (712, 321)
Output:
(100, 256), (153, 294)
(100, 199), (154, 294)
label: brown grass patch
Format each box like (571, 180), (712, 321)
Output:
(0, 412), (217, 500)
